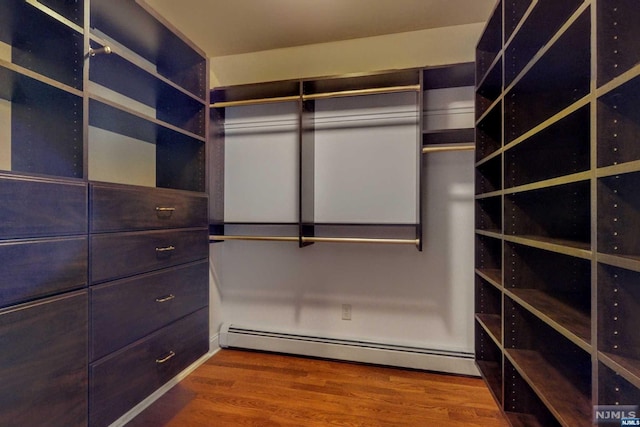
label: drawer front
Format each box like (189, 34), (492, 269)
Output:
(0, 291), (88, 427)
(90, 183), (207, 232)
(91, 228), (209, 283)
(0, 237), (87, 308)
(91, 260), (209, 360)
(0, 175), (87, 239)
(90, 307), (209, 427)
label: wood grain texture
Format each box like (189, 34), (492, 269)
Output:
(126, 349), (508, 427)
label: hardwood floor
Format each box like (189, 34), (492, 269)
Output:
(126, 349), (508, 427)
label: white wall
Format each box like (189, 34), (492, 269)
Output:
(209, 23), (482, 355)
(212, 151), (475, 352)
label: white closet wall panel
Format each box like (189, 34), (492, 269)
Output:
(313, 92), (419, 224)
(423, 86), (475, 130)
(224, 102), (299, 223)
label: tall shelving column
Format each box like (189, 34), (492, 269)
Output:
(474, 0), (504, 411)
(595, 0), (640, 411)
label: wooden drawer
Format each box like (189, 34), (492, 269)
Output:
(0, 174), (87, 239)
(91, 260), (208, 360)
(0, 290), (88, 427)
(89, 307), (209, 427)
(90, 183), (207, 232)
(0, 237), (87, 308)
(90, 228), (209, 283)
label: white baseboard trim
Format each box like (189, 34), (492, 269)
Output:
(219, 324), (479, 377)
(108, 334), (220, 427)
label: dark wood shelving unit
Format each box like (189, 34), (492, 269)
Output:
(0, 1), (210, 426)
(476, 1), (640, 424)
(210, 66), (473, 249)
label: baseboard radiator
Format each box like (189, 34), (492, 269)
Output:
(219, 323), (479, 377)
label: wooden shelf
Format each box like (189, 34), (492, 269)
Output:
(477, 360), (502, 404)
(476, 195), (501, 231)
(476, 314), (502, 345)
(89, 43), (206, 138)
(476, 57), (502, 119)
(504, 0), (583, 87)
(598, 171), (640, 259)
(476, 101), (501, 161)
(476, 0), (502, 84)
(505, 412), (545, 427)
(90, 0), (206, 100)
(504, 105), (590, 189)
(599, 352), (640, 390)
(506, 349), (592, 427)
(597, 0), (640, 86)
(476, 154), (501, 195)
(0, 1), (83, 90)
(506, 288), (590, 351)
(504, 7), (590, 144)
(503, 235), (591, 259)
(476, 268), (502, 288)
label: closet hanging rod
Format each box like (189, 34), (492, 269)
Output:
(422, 143), (475, 154)
(211, 95), (300, 108)
(302, 84), (421, 101)
(210, 235), (299, 242)
(210, 84), (421, 108)
(302, 236), (419, 245)
(210, 235), (419, 245)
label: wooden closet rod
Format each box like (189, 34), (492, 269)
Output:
(210, 84), (421, 108)
(210, 235), (419, 245)
(422, 143), (475, 154)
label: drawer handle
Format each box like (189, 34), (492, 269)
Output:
(155, 245), (176, 253)
(156, 207), (176, 218)
(155, 294), (175, 303)
(155, 351), (176, 364)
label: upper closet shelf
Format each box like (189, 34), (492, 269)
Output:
(90, 0), (207, 100)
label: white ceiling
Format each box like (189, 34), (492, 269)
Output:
(143, 0), (496, 57)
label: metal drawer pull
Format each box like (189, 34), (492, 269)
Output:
(155, 351), (176, 364)
(155, 245), (176, 253)
(155, 294), (175, 303)
(155, 207), (176, 219)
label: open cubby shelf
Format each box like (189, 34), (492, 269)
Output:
(476, 57), (502, 120)
(476, 268), (502, 289)
(476, 273), (502, 344)
(0, 1), (83, 90)
(504, 242), (591, 347)
(476, 154), (501, 195)
(599, 362), (640, 409)
(505, 297), (592, 426)
(476, 101), (502, 161)
(504, 7), (590, 144)
(90, 0), (206, 100)
(597, 0), (640, 87)
(504, 358), (562, 427)
(598, 263), (640, 389)
(505, 180), (591, 248)
(476, 0), (502, 85)
(505, 104), (590, 189)
(598, 172), (640, 259)
(476, 195), (501, 232)
(503, 0), (532, 43)
(476, 321), (503, 405)
(598, 75), (640, 168)
(504, 0), (583, 87)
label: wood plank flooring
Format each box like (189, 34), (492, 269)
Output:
(126, 349), (508, 427)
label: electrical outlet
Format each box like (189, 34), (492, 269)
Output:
(342, 304), (352, 320)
